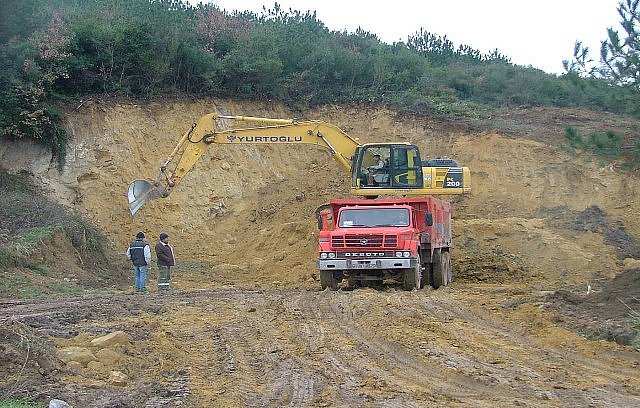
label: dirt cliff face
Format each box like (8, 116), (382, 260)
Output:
(4, 99), (638, 286)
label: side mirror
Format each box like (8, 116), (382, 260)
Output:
(425, 213), (433, 226)
(317, 209), (332, 231)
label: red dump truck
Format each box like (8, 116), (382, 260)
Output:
(316, 197), (453, 290)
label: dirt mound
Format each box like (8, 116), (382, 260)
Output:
(542, 204), (640, 259)
(0, 168), (130, 298)
(0, 320), (62, 402)
(2, 229), (130, 297)
(549, 268), (640, 346)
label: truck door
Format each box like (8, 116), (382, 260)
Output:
(390, 146), (423, 188)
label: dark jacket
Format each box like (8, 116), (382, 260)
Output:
(128, 239), (149, 266)
(155, 242), (175, 266)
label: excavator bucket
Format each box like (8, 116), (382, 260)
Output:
(127, 179), (163, 216)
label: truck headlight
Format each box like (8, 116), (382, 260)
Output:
(328, 253), (336, 259)
(403, 251), (411, 257)
(320, 253), (328, 259)
(396, 252), (403, 258)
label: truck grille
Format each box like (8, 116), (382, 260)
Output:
(332, 234), (398, 248)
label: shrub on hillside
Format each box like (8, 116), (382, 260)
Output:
(0, 3), (70, 168)
(1, 0), (638, 160)
(562, 126), (640, 168)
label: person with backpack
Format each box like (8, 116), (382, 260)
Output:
(126, 231), (151, 292)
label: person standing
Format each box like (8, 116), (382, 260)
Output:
(126, 231), (151, 292)
(155, 233), (175, 292)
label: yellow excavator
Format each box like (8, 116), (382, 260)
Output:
(127, 114), (471, 215)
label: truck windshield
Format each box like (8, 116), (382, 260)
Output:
(338, 208), (410, 227)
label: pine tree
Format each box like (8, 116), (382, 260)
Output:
(564, 0), (640, 92)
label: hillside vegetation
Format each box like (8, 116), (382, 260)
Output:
(1, 0), (639, 166)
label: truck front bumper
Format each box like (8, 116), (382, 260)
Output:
(317, 258), (417, 271)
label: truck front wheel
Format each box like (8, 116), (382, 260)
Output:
(403, 254), (422, 291)
(320, 270), (338, 291)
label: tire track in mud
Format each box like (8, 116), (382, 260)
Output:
(416, 295), (640, 406)
(1, 288), (639, 407)
(282, 291), (514, 407)
(288, 288), (640, 407)
(286, 294), (371, 406)
(307, 291), (522, 407)
(187, 292), (323, 407)
(414, 288), (640, 407)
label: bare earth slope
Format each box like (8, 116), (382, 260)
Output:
(0, 99), (639, 407)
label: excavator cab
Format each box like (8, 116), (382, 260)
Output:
(352, 144), (423, 190)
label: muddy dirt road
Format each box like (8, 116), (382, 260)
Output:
(2, 280), (638, 407)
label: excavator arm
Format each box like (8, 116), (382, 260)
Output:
(128, 114), (360, 215)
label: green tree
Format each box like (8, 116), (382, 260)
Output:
(0, 4), (69, 167)
(564, 0), (640, 91)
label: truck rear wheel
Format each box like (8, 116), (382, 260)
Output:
(442, 251), (452, 284)
(320, 270), (338, 291)
(431, 250), (444, 289)
(403, 254), (422, 291)
(419, 262), (431, 289)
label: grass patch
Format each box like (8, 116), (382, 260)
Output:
(0, 274), (43, 298)
(50, 283), (83, 296)
(0, 274), (29, 296)
(0, 272), (84, 299)
(26, 264), (49, 276)
(0, 170), (34, 193)
(0, 252), (10, 268)
(426, 95), (490, 119)
(0, 227), (56, 268)
(15, 228), (55, 249)
(0, 399), (40, 408)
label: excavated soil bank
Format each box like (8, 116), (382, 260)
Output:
(0, 99), (639, 406)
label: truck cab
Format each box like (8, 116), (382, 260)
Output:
(316, 198), (453, 291)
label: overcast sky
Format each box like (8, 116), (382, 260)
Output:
(189, 0), (622, 74)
